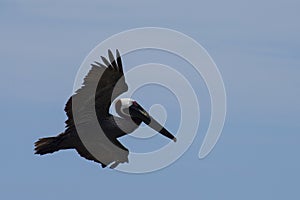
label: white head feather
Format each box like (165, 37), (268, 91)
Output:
(115, 98), (134, 118)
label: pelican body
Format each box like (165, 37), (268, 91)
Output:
(34, 50), (176, 168)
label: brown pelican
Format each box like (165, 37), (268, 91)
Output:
(34, 49), (176, 168)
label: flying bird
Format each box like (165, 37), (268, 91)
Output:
(34, 49), (177, 168)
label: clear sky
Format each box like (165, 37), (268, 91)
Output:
(0, 0), (299, 199)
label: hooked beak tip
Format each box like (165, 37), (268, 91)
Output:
(129, 102), (177, 142)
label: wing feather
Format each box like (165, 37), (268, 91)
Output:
(116, 49), (123, 73)
(64, 49), (128, 128)
(108, 49), (118, 70)
(101, 56), (113, 70)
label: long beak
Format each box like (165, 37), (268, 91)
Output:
(129, 104), (177, 142)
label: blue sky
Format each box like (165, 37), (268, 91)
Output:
(0, 0), (299, 199)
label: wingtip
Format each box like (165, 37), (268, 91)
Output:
(107, 49), (118, 70)
(108, 49), (113, 58)
(115, 49), (123, 73)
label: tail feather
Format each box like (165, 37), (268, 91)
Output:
(34, 132), (71, 155)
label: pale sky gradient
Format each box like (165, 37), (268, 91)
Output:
(0, 1), (299, 200)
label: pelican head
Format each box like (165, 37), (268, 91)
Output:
(115, 98), (177, 142)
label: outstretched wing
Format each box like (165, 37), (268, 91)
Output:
(63, 49), (129, 168)
(64, 49), (128, 129)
